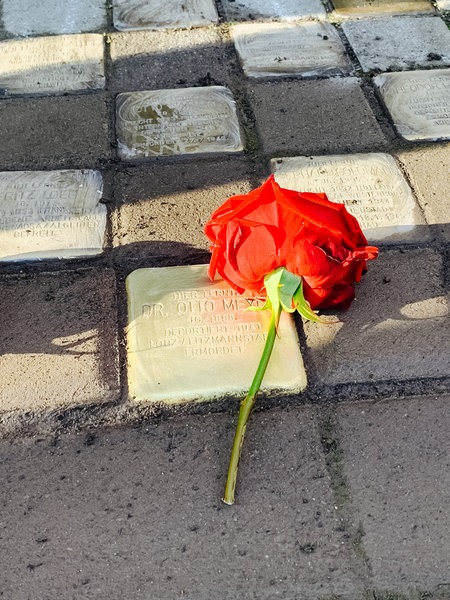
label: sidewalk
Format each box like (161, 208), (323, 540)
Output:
(0, 1), (449, 598)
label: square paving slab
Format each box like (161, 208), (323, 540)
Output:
(330, 0), (433, 17)
(113, 158), (255, 263)
(116, 87), (243, 159)
(247, 78), (387, 155)
(0, 269), (119, 413)
(221, 0), (326, 21)
(338, 396), (450, 589)
(0, 94), (111, 170)
(0, 34), (105, 97)
(0, 170), (106, 261)
(437, 0), (450, 8)
(396, 144), (450, 242)
(126, 265), (307, 404)
(303, 248), (450, 386)
(271, 153), (427, 244)
(1, 0), (107, 36)
(374, 69), (450, 141)
(113, 0), (218, 31)
(342, 16), (450, 72)
(108, 28), (232, 92)
(232, 22), (351, 78)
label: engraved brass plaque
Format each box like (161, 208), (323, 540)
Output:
(374, 70), (450, 142)
(0, 170), (106, 261)
(0, 34), (105, 97)
(272, 153), (427, 243)
(116, 87), (244, 159)
(126, 265), (307, 403)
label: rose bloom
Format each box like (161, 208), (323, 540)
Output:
(204, 175), (378, 310)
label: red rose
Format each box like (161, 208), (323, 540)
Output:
(204, 175), (378, 310)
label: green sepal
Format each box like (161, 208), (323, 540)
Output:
(262, 267), (332, 323)
(246, 267), (332, 323)
(265, 267), (301, 313)
(292, 279), (330, 323)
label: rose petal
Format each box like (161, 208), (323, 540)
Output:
(204, 175), (378, 309)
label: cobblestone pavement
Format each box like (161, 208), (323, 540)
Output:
(0, 1), (449, 599)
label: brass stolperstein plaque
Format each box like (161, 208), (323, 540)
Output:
(126, 265), (307, 404)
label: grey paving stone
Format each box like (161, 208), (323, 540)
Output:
(0, 34), (105, 97)
(112, 157), (257, 264)
(0, 407), (365, 599)
(342, 16), (450, 72)
(232, 21), (351, 79)
(112, 0), (218, 31)
(0, 269), (119, 413)
(0, 94), (111, 169)
(0, 0), (107, 37)
(396, 143), (450, 242)
(109, 28), (234, 92)
(221, 0), (326, 21)
(330, 0), (434, 18)
(437, 0), (450, 9)
(374, 70), (450, 142)
(303, 249), (450, 385)
(338, 395), (450, 590)
(246, 78), (387, 156)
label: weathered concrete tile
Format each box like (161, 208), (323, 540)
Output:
(126, 265), (307, 403)
(0, 269), (119, 413)
(331, 0), (434, 18)
(342, 16), (450, 72)
(338, 395), (450, 590)
(112, 157), (256, 264)
(247, 78), (387, 156)
(113, 0), (218, 31)
(396, 144), (450, 242)
(232, 21), (351, 78)
(0, 94), (111, 169)
(271, 153), (428, 244)
(437, 0), (450, 9)
(0, 407), (364, 598)
(304, 249), (450, 385)
(116, 87), (243, 160)
(1, 0), (107, 36)
(375, 70), (450, 142)
(0, 170), (106, 261)
(0, 34), (105, 97)
(109, 28), (233, 92)
(222, 0), (326, 21)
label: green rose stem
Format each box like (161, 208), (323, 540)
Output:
(223, 302), (282, 506)
(222, 268), (329, 506)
